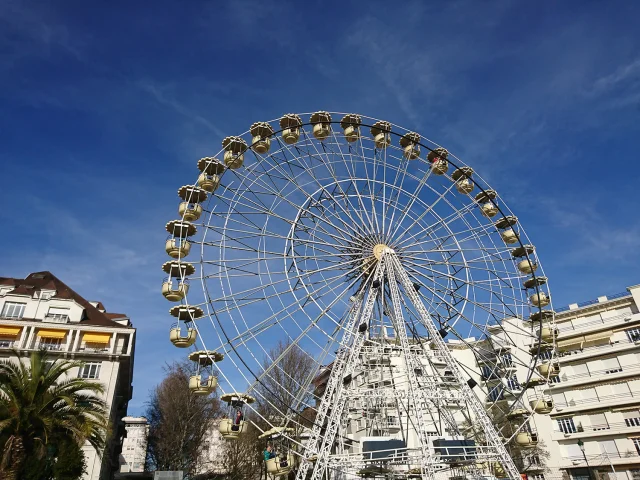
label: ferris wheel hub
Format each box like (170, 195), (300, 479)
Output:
(372, 243), (390, 260)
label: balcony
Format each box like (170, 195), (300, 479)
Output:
(383, 417), (401, 431)
(552, 420), (640, 441)
(556, 311), (636, 335)
(37, 342), (67, 351)
(561, 451), (640, 469)
(44, 314), (69, 324)
(78, 344), (110, 354)
(558, 337), (639, 363)
(553, 391), (640, 415)
(548, 362), (640, 390)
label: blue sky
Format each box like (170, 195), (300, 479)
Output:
(1, 0), (639, 414)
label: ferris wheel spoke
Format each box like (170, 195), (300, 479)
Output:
(398, 221), (497, 255)
(403, 265), (525, 318)
(306, 132), (377, 235)
(232, 152), (365, 244)
(386, 165), (436, 242)
(383, 158), (413, 241)
(274, 135), (374, 235)
(404, 263), (521, 325)
(354, 138), (384, 238)
(400, 257), (523, 299)
(214, 266), (362, 355)
(206, 256), (362, 308)
(219, 181), (358, 250)
(322, 134), (382, 241)
(393, 200), (478, 251)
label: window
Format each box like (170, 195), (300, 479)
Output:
(564, 443), (583, 459)
(589, 413), (609, 431)
(500, 353), (514, 367)
(537, 349), (553, 361)
(599, 440), (618, 456)
(45, 307), (70, 323)
(529, 474), (545, 480)
(481, 365), (499, 380)
(624, 410), (640, 427)
(78, 362), (101, 379)
(0, 337), (13, 348)
(626, 328), (640, 342)
(507, 375), (520, 390)
(629, 469), (640, 480)
(1, 302), (26, 319)
(603, 358), (622, 375)
(557, 417), (577, 434)
(634, 439), (640, 455)
(528, 455), (542, 466)
(487, 385), (504, 402)
(549, 375), (561, 384)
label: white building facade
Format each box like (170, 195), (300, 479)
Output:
(0, 271), (136, 480)
(542, 285), (640, 480)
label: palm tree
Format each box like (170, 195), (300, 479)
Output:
(0, 350), (108, 480)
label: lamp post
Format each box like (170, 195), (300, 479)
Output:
(578, 439), (594, 480)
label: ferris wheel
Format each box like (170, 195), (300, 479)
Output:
(161, 112), (558, 480)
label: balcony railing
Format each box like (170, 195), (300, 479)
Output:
(79, 344), (110, 353)
(44, 314), (69, 324)
(37, 342), (66, 351)
(555, 390), (640, 409)
(0, 340), (14, 349)
(566, 451), (640, 462)
(555, 292), (631, 313)
(559, 337), (636, 358)
(555, 420), (640, 435)
(557, 311), (634, 333)
(552, 362), (640, 385)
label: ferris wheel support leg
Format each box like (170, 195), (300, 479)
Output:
(386, 251), (522, 480)
(384, 258), (437, 479)
(296, 260), (387, 480)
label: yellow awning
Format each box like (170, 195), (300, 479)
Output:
(37, 329), (67, 339)
(0, 326), (22, 336)
(82, 333), (111, 344)
(557, 336), (584, 351)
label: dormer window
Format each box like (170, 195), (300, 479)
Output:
(45, 307), (70, 324)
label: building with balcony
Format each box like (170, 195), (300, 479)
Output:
(0, 271), (136, 480)
(542, 285), (640, 480)
(119, 417), (149, 474)
(309, 285), (640, 480)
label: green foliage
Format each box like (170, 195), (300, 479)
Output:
(0, 350), (107, 480)
(19, 434), (87, 480)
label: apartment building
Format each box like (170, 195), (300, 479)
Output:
(0, 271), (136, 480)
(119, 417), (150, 474)
(541, 285), (640, 480)
(309, 285), (640, 480)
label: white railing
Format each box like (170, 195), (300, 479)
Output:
(557, 311), (634, 333)
(555, 390), (640, 409)
(559, 337), (636, 358)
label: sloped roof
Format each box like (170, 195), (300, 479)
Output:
(0, 271), (132, 329)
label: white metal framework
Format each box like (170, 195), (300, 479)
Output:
(161, 112), (557, 479)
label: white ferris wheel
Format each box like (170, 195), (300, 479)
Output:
(161, 112), (558, 480)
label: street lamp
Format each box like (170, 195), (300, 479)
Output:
(578, 439), (594, 480)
